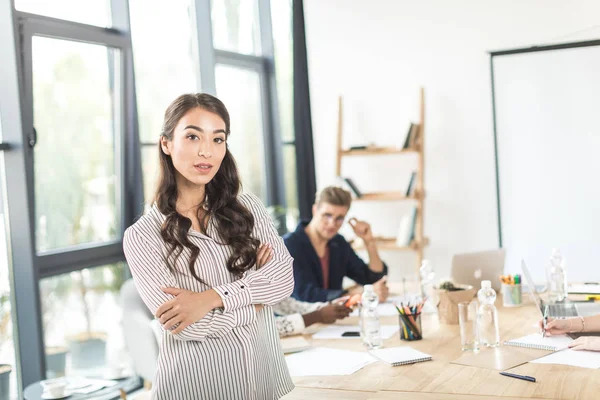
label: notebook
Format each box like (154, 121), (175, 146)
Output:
(369, 346), (432, 366)
(280, 336), (311, 354)
(504, 334), (573, 351)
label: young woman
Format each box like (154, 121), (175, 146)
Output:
(123, 93), (295, 399)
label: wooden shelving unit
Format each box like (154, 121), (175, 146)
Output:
(336, 88), (427, 276)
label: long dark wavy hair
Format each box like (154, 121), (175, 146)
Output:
(155, 93), (259, 282)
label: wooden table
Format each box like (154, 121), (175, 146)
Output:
(282, 296), (600, 400)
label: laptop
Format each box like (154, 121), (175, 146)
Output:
(520, 259), (578, 318)
(451, 249), (506, 292)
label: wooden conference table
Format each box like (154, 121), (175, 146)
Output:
(281, 295), (600, 400)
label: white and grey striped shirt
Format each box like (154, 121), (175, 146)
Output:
(123, 192), (295, 400)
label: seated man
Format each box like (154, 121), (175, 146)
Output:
(284, 186), (389, 302)
(273, 297), (351, 337)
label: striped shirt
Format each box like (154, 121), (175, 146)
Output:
(123, 192), (295, 400)
(272, 297), (326, 337)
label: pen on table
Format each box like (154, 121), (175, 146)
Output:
(499, 371), (536, 383)
(542, 305), (548, 338)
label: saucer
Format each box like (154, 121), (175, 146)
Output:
(41, 389), (72, 399)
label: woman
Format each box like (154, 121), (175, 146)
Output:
(540, 315), (600, 351)
(123, 93), (295, 399)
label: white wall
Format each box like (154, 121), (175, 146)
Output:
(304, 0), (600, 281)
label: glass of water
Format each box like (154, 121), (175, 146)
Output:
(458, 301), (479, 352)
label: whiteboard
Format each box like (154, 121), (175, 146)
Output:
(492, 44), (600, 283)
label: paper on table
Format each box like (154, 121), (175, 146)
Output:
(531, 348), (600, 369)
(312, 325), (399, 340)
(285, 347), (376, 376)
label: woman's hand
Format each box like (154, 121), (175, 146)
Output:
(256, 243), (273, 269)
(156, 287), (222, 334)
(568, 336), (600, 352)
(538, 317), (571, 336)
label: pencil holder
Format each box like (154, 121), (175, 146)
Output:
(398, 313), (422, 341)
(501, 283), (522, 307)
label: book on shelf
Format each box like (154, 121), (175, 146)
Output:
(401, 123), (420, 150)
(395, 206), (417, 247)
(341, 177), (362, 198)
(405, 172), (417, 197)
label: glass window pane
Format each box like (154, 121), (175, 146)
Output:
(32, 37), (120, 253)
(0, 154), (19, 399)
(141, 145), (159, 207)
(211, 0), (261, 55)
(130, 0), (200, 143)
(215, 65), (267, 201)
(271, 0), (294, 142)
(15, 0), (111, 27)
(283, 145), (299, 232)
(40, 263), (130, 378)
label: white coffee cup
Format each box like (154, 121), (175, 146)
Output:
(44, 381), (67, 397)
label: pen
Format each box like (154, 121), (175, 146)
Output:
(542, 305), (548, 338)
(499, 371), (536, 383)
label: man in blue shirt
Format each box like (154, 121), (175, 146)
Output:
(284, 186), (389, 302)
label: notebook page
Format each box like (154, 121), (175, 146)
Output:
(369, 346), (432, 365)
(504, 334), (573, 350)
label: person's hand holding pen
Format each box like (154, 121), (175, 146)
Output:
(537, 317), (571, 336)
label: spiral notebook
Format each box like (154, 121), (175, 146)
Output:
(369, 346), (432, 366)
(504, 334), (573, 351)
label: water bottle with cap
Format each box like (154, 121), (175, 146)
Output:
(477, 280), (500, 347)
(360, 284), (382, 349)
(546, 248), (567, 303)
(419, 260), (437, 313)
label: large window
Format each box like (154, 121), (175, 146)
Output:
(215, 64), (268, 200)
(211, 0), (261, 55)
(32, 37), (120, 252)
(270, 0), (298, 222)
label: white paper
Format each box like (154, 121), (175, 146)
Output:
(504, 334), (573, 351)
(312, 325), (399, 340)
(285, 347), (376, 376)
(531, 348), (600, 369)
(569, 283), (600, 294)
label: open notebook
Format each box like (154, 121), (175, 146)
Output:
(504, 334), (573, 351)
(369, 346), (432, 366)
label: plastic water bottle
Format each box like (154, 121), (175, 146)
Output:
(419, 260), (437, 313)
(477, 280), (500, 347)
(546, 248), (567, 303)
(360, 285), (382, 349)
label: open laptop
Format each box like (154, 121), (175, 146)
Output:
(451, 249), (506, 292)
(520, 259), (578, 318)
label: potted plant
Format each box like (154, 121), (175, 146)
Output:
(0, 292), (13, 400)
(433, 279), (477, 324)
